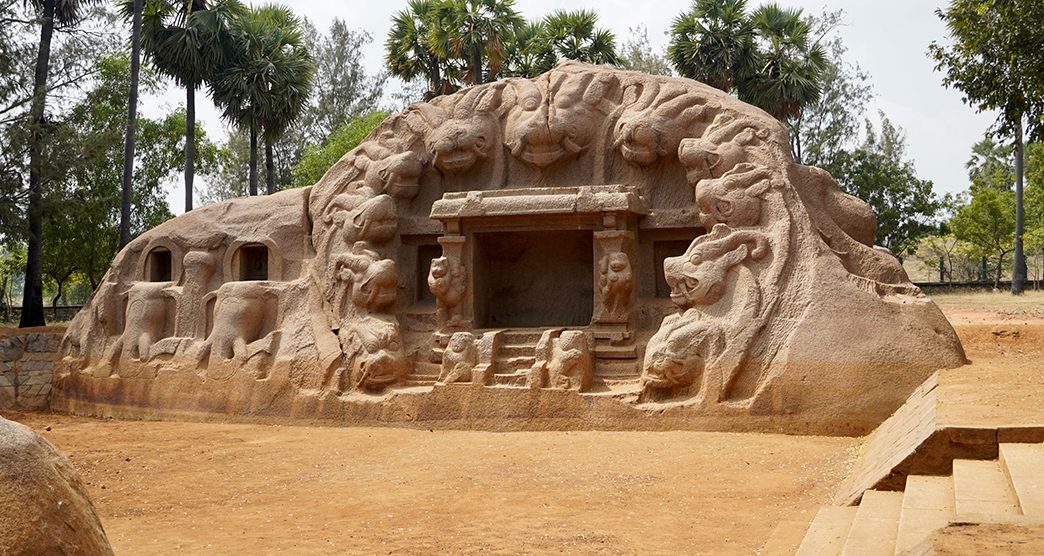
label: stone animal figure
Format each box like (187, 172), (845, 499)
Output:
(546, 330), (593, 392)
(438, 332), (478, 384)
(427, 84), (506, 175)
(678, 113), (771, 183)
(641, 310), (715, 391)
(323, 193), (399, 245)
(613, 82), (714, 166)
(693, 163), (775, 230)
(114, 282), (172, 364)
(333, 242), (399, 315)
(663, 224), (770, 309)
(206, 281), (275, 364)
(504, 67), (620, 168)
(174, 250), (217, 338)
(427, 256), (467, 328)
(341, 314), (409, 390)
(597, 252), (633, 322)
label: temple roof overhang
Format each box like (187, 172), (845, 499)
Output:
(429, 185), (648, 222)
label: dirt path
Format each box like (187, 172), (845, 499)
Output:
(8, 412), (855, 555)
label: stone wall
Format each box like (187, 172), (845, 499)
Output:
(0, 331), (62, 410)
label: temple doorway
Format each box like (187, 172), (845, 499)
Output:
(474, 230), (594, 328)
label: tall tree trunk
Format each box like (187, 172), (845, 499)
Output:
(471, 43), (483, 85)
(248, 123), (258, 196)
(51, 275), (63, 321)
(184, 81), (196, 212)
(120, 0), (144, 248)
(19, 0), (56, 328)
(265, 134), (275, 195)
(1012, 118), (1026, 295)
(427, 51), (442, 93)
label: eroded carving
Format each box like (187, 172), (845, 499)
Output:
(596, 252), (633, 322)
(437, 332), (478, 384)
(428, 255), (467, 329)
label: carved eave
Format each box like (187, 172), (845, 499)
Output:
(429, 185), (648, 222)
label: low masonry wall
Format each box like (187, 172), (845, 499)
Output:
(0, 329), (63, 410)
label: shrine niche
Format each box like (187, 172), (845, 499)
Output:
(51, 61), (966, 435)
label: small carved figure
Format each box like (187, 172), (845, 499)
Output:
(175, 251), (217, 338)
(428, 85), (505, 175)
(364, 150), (424, 199)
(546, 331), (593, 392)
(596, 252), (633, 322)
(438, 332), (478, 384)
(693, 163), (775, 229)
(324, 193), (399, 244)
(427, 256), (467, 328)
(641, 311), (713, 391)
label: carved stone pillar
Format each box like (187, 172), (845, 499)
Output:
(592, 229), (636, 326)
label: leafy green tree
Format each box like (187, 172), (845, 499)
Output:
(929, 0), (1044, 293)
(118, 0), (143, 248)
(617, 24), (672, 76)
(966, 137), (1015, 193)
(291, 112), (388, 188)
(827, 115), (941, 256)
(213, 4), (314, 196)
(500, 20), (544, 78)
(950, 187), (1016, 289)
(135, 0), (244, 212)
(19, 0), (100, 327)
(780, 9), (871, 165)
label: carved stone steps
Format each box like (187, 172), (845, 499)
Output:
(999, 443), (1044, 516)
(498, 330), (546, 345)
(495, 356), (535, 374)
(594, 359), (639, 378)
(953, 459), (1020, 517)
(840, 490), (903, 556)
(498, 344), (535, 358)
(894, 476), (954, 555)
(593, 344), (637, 359)
(795, 506), (858, 556)
(493, 373), (529, 388)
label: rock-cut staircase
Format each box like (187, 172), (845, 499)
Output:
(793, 442), (1044, 555)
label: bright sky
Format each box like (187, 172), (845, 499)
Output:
(141, 0), (998, 215)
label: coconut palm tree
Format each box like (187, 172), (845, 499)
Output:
(19, 0), (96, 327)
(437, 0), (522, 85)
(533, 10), (619, 73)
(137, 0), (244, 212)
(667, 0), (757, 92)
(740, 3), (828, 121)
(118, 0), (143, 248)
(385, 0), (450, 96)
(212, 4), (314, 196)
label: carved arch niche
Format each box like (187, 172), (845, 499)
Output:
(223, 238), (284, 282)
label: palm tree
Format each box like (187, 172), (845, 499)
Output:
(213, 4), (314, 196)
(667, 0), (757, 92)
(385, 0), (449, 96)
(740, 3), (828, 121)
(501, 20), (545, 78)
(437, 0), (522, 85)
(533, 10), (619, 73)
(19, 0), (95, 327)
(137, 0), (243, 212)
(118, 0), (144, 248)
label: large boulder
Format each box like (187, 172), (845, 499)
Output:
(0, 417), (113, 555)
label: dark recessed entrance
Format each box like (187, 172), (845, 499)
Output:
(475, 230), (593, 328)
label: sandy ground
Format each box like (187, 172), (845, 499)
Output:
(8, 412), (855, 555)
(4, 290), (1042, 555)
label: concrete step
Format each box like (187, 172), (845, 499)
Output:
(952, 459), (1020, 517)
(840, 490), (903, 556)
(493, 373), (529, 388)
(999, 443), (1044, 517)
(895, 475), (955, 555)
(795, 506), (858, 556)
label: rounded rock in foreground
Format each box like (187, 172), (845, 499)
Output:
(0, 417), (113, 556)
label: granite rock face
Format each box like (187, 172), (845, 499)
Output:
(0, 417), (113, 555)
(52, 61), (966, 434)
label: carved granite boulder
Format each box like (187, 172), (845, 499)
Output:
(51, 61), (966, 434)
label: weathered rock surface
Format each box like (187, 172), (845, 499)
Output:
(51, 61), (966, 434)
(0, 417), (113, 555)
